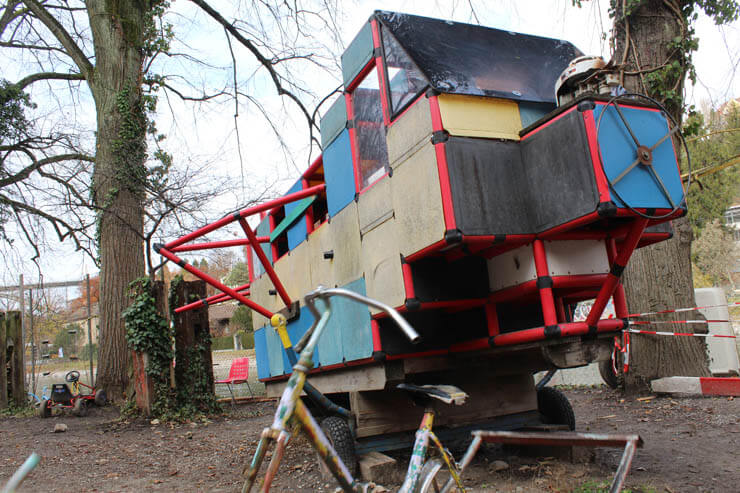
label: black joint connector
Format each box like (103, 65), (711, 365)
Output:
(425, 87), (440, 98)
(536, 276), (553, 289)
(323, 250), (334, 260)
(268, 289), (277, 296)
(400, 254), (407, 264)
(232, 212), (241, 220)
(544, 325), (561, 338)
(354, 192), (359, 202)
(202, 299), (209, 306)
(493, 235), (506, 244)
(597, 201), (617, 217)
(577, 100), (596, 112)
(645, 208), (656, 216)
(488, 336), (496, 347)
(153, 243), (163, 254)
(679, 207), (688, 217)
(373, 47), (382, 58)
(610, 263), (625, 278)
(345, 119), (354, 129)
(431, 130), (449, 145)
(387, 166), (393, 177)
(444, 229), (463, 245)
(405, 298), (421, 311)
(583, 325), (598, 339)
(177, 259), (186, 267)
(372, 351), (386, 362)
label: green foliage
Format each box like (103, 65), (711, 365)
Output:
(53, 323), (81, 352)
(692, 219), (738, 286)
(224, 261), (250, 287)
(81, 343), (98, 361)
(231, 305), (253, 332)
(0, 79), (33, 144)
(211, 335), (235, 351)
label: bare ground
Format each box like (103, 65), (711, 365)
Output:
(1, 387), (738, 492)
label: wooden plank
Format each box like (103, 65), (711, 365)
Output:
(0, 312), (7, 409)
(6, 311), (25, 407)
(352, 373), (537, 438)
(264, 362), (388, 397)
(327, 201), (362, 287)
(358, 177), (393, 236)
(360, 218), (405, 314)
(386, 96), (433, 168)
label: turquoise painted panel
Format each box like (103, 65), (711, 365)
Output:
(264, 320), (286, 377)
(321, 96), (348, 148)
(593, 105), (684, 210)
(324, 130), (356, 217)
(341, 21), (374, 87)
(338, 278), (373, 362)
(519, 101), (555, 129)
(315, 297), (344, 366)
(255, 217), (272, 278)
(287, 306), (320, 367)
(278, 180), (311, 250)
(254, 327), (270, 380)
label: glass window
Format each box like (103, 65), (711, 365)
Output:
(381, 25), (428, 116)
(352, 69), (389, 190)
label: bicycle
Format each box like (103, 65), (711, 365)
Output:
(243, 286), (469, 493)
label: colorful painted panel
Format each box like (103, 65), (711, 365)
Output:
(341, 21), (374, 87)
(274, 240), (312, 304)
(323, 129), (356, 217)
(320, 96), (348, 148)
(593, 104), (684, 210)
(386, 96), (432, 168)
(254, 326), (270, 380)
(438, 94), (522, 141)
(360, 217), (405, 313)
(316, 277), (372, 366)
(518, 101), (555, 129)
(282, 181), (308, 250)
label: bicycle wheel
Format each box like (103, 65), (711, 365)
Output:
(413, 458), (443, 493)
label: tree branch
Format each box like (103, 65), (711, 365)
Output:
(15, 71), (85, 90)
(21, 0), (93, 80)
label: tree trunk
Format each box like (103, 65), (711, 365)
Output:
(613, 0), (710, 391)
(87, 0), (148, 401)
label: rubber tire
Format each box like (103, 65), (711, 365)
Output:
(319, 416), (357, 476)
(537, 387), (575, 431)
(39, 399), (51, 418)
(598, 357), (624, 390)
(94, 389), (108, 407)
(74, 398), (88, 417)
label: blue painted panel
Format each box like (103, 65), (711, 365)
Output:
(284, 180), (307, 250)
(324, 130), (356, 217)
(338, 278), (373, 362)
(255, 217), (272, 278)
(519, 101), (555, 129)
(286, 306), (320, 367)
(254, 327), (270, 380)
(341, 22), (374, 87)
(593, 105), (684, 210)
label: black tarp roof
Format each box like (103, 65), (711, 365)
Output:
(374, 11), (583, 104)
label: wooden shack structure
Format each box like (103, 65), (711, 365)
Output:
(157, 11), (686, 446)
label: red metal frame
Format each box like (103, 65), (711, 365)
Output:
(428, 95), (457, 230)
(175, 283), (250, 313)
(238, 218), (292, 308)
(370, 19), (392, 126)
(582, 109), (611, 203)
(533, 239), (557, 327)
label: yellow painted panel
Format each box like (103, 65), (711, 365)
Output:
(386, 96), (433, 168)
(308, 220), (336, 289)
(438, 94), (522, 141)
(392, 144), (446, 257)
(357, 176), (393, 236)
(328, 201), (363, 287)
(360, 218), (405, 314)
(274, 240), (312, 302)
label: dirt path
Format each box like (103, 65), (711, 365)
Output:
(1, 388), (737, 492)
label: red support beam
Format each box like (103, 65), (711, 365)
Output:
(586, 218), (648, 326)
(237, 218), (292, 308)
(533, 239), (558, 327)
(170, 237), (269, 253)
(156, 246), (273, 319)
(175, 283), (251, 313)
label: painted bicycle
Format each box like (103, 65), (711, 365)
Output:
(242, 286), (470, 493)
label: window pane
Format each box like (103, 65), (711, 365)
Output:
(382, 25), (427, 115)
(353, 69), (389, 189)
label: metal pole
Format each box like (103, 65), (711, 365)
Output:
(29, 289), (36, 395)
(18, 274), (26, 391)
(86, 274), (94, 388)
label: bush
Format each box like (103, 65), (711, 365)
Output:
(211, 335), (234, 351)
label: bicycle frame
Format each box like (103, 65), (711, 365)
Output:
(243, 287), (423, 493)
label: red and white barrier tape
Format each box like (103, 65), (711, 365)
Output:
(626, 301), (740, 318)
(626, 328), (736, 339)
(629, 319), (738, 325)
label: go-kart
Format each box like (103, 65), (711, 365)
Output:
(39, 370), (107, 418)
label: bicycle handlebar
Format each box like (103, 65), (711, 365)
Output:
(296, 286), (421, 353)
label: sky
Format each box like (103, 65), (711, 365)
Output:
(3, 0), (739, 291)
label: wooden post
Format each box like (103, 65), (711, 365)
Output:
(1, 312), (7, 409)
(172, 280), (215, 407)
(18, 275), (26, 390)
(7, 311), (25, 407)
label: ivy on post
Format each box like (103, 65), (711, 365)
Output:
(6, 312), (25, 407)
(170, 277), (218, 414)
(123, 278), (171, 416)
(1, 312), (7, 409)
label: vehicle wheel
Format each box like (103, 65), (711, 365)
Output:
(414, 458), (445, 493)
(94, 389), (108, 407)
(537, 387), (575, 431)
(73, 398), (88, 417)
(319, 416), (357, 476)
(599, 357), (624, 390)
(39, 399), (52, 418)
